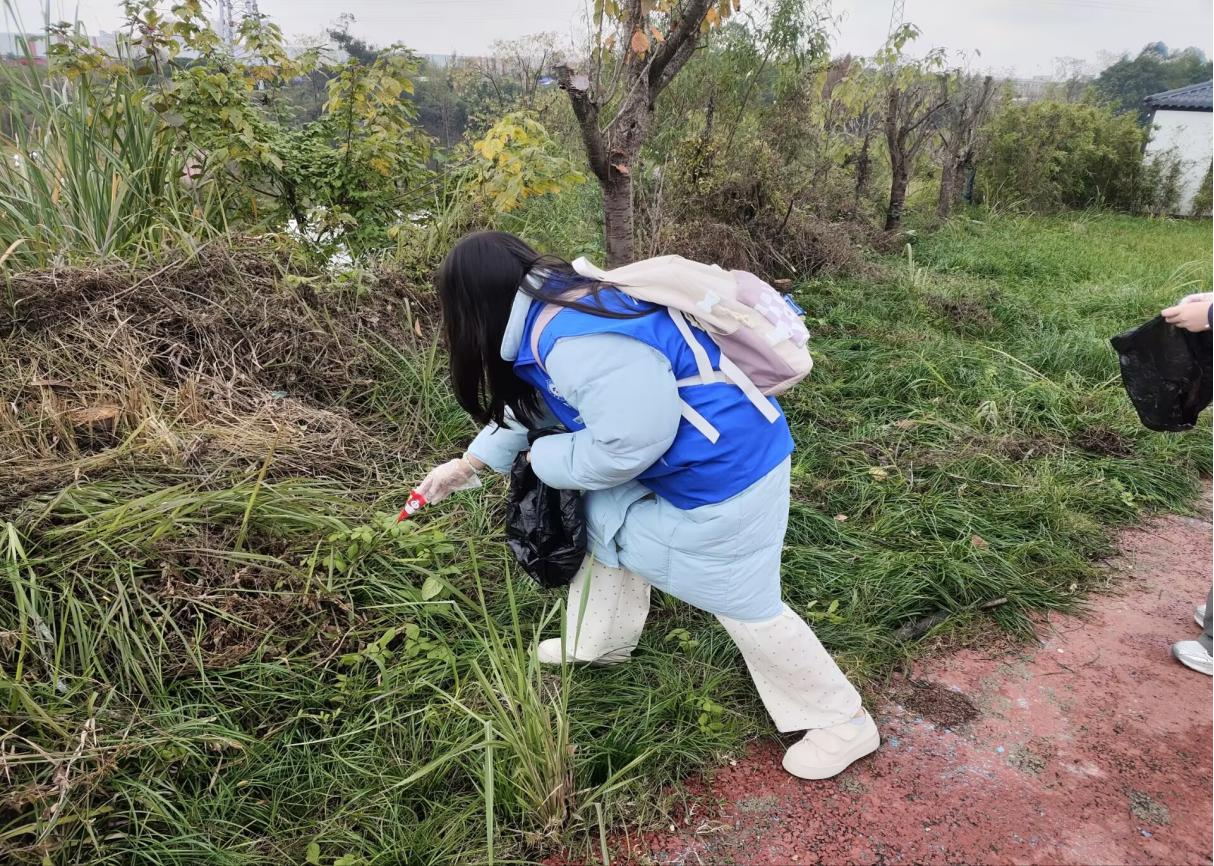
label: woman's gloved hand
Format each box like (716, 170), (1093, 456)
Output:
(417, 456), (482, 504)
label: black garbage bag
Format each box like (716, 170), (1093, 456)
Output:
(1110, 315), (1213, 432)
(504, 429), (585, 588)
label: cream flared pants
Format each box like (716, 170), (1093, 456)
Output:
(559, 559), (862, 732)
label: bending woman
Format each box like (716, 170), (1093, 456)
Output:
(418, 231), (879, 780)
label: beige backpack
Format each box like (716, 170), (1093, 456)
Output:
(568, 255), (813, 426)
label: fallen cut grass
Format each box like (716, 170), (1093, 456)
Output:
(1, 211), (1210, 865)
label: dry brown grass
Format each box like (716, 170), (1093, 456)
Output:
(1, 242), (439, 513)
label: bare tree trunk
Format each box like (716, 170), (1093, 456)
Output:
(950, 165), (965, 210)
(884, 78), (949, 233)
(853, 128), (873, 214)
(935, 74), (995, 220)
(554, 0), (714, 267)
(885, 160), (909, 231)
(884, 86), (909, 233)
(937, 160), (958, 219)
(603, 174), (634, 267)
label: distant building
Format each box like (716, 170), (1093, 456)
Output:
(422, 53), (459, 68)
(1006, 76), (1053, 102)
(1143, 80), (1213, 216)
(1, 32), (48, 62)
(2, 30), (114, 64)
(1003, 75), (1089, 105)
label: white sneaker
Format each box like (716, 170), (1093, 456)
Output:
(782, 711), (881, 780)
(534, 638), (632, 667)
(1194, 603), (1207, 628)
(1172, 640), (1213, 676)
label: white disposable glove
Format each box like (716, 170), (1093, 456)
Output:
(416, 456), (482, 505)
(1178, 291), (1214, 305)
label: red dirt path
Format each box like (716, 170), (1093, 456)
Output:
(588, 510), (1214, 866)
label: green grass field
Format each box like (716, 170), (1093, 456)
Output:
(2, 211), (1210, 865)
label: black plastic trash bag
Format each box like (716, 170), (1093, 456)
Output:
(504, 429), (585, 588)
(1110, 315), (1213, 432)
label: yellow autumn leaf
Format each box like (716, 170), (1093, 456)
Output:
(630, 29), (650, 54)
(650, 26), (666, 43)
(474, 137), (503, 160)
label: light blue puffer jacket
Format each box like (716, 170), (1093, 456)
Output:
(467, 291), (793, 622)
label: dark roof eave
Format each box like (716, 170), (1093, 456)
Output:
(1142, 80), (1213, 111)
(1146, 104), (1213, 112)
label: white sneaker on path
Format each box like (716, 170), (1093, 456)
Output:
(783, 711), (881, 780)
(1172, 640), (1213, 676)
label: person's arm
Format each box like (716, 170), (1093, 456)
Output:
(529, 333), (682, 490)
(466, 407), (531, 474)
(418, 408), (529, 504)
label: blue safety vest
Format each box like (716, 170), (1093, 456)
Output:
(512, 283), (794, 509)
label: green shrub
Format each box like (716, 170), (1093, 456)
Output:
(1137, 149), (1184, 214)
(977, 101), (1152, 212)
(648, 119), (867, 278)
(1191, 162), (1213, 216)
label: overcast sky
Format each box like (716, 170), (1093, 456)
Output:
(8, 0), (1213, 77)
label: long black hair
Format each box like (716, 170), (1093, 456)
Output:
(435, 231), (648, 427)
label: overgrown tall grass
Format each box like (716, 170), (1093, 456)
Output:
(1, 211), (1210, 865)
(0, 31), (231, 268)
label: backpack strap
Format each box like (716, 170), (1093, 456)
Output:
(668, 310), (780, 424)
(528, 299), (725, 444)
(529, 303), (565, 374)
(677, 400), (721, 444)
(717, 355), (781, 423)
(667, 308), (714, 381)
(528, 284), (595, 372)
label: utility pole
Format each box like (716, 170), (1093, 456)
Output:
(216, 0), (236, 45)
(216, 0), (260, 48)
(887, 0), (906, 36)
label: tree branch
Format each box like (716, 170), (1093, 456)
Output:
(903, 96), (948, 138)
(653, 32), (704, 96)
(647, 0), (713, 98)
(604, 51), (660, 134)
(885, 86), (900, 155)
(554, 63), (609, 182)
(624, 0), (648, 82)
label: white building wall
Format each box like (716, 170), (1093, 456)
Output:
(1145, 109), (1213, 215)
